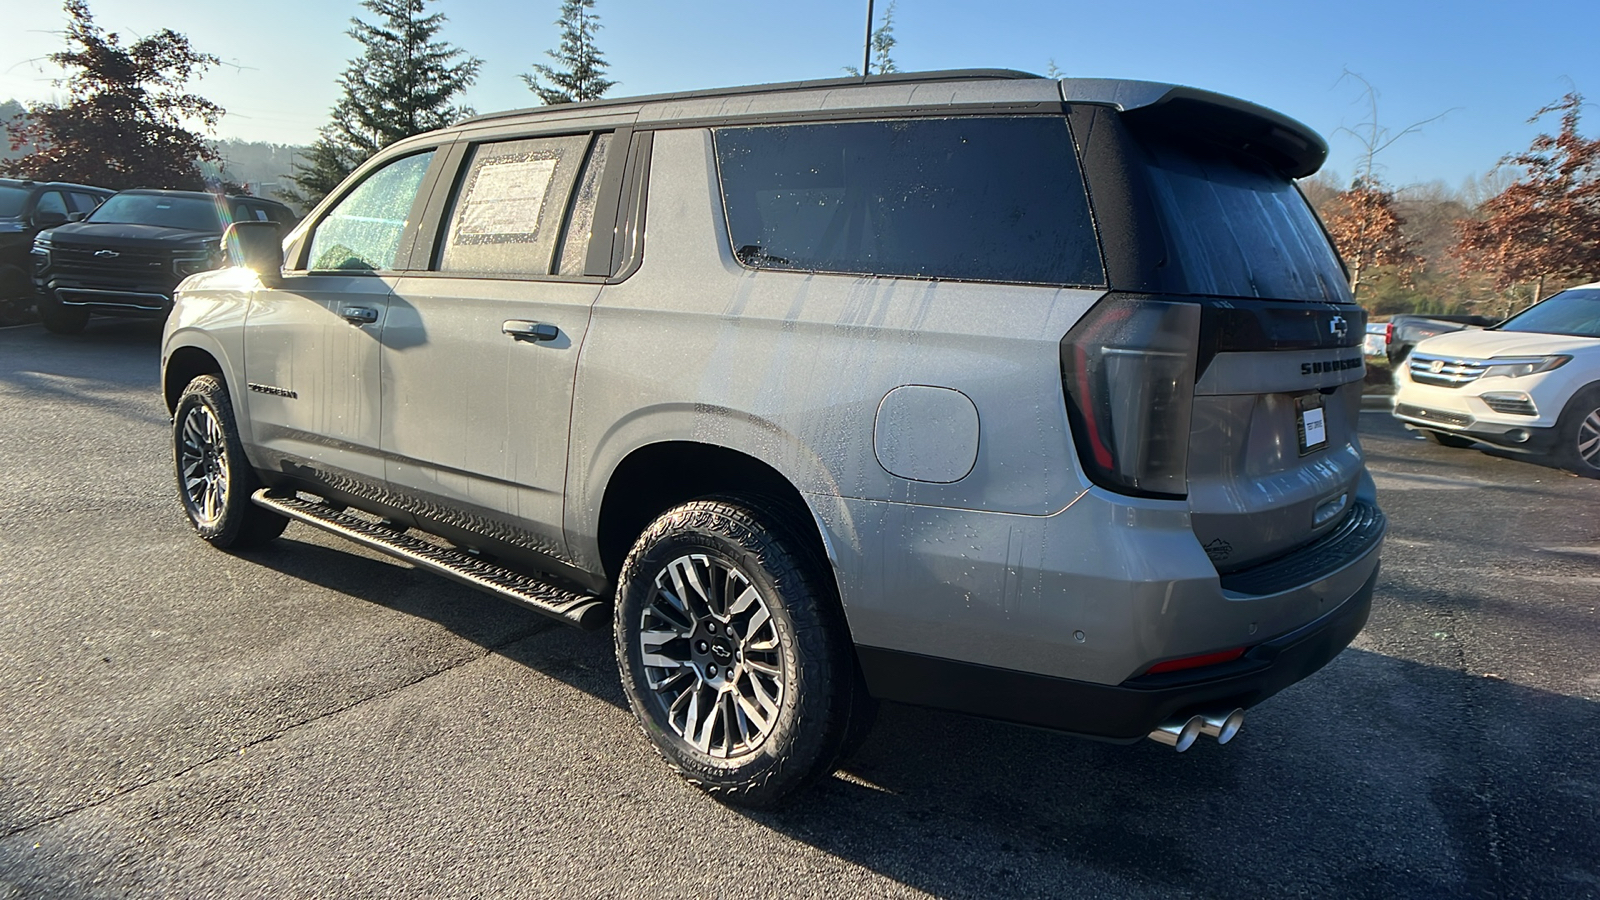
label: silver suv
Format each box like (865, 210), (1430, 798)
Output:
(161, 70), (1384, 806)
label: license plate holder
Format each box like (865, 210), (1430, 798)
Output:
(1297, 393), (1328, 455)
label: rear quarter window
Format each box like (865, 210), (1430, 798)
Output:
(713, 117), (1105, 287)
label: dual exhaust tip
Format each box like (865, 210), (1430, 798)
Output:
(1147, 708), (1245, 752)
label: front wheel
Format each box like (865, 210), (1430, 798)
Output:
(614, 498), (861, 808)
(1555, 387), (1600, 477)
(172, 375), (288, 547)
(38, 295), (88, 335)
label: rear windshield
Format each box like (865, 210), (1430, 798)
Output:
(0, 185), (28, 218)
(1496, 287), (1600, 337)
(714, 116), (1106, 286)
(1138, 137), (1350, 303)
(87, 193), (222, 231)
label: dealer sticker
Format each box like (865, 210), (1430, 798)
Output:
(1297, 394), (1328, 455)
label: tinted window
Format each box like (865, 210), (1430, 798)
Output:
(88, 193), (221, 230)
(1138, 137), (1349, 303)
(34, 191), (68, 217)
(714, 117), (1105, 286)
(439, 134), (589, 277)
(556, 132), (612, 277)
(69, 192), (107, 213)
(0, 185), (26, 217)
(307, 151), (434, 272)
(1497, 288), (1600, 337)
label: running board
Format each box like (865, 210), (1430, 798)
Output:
(252, 490), (609, 631)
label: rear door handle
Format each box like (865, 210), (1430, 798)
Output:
(503, 320), (559, 343)
(341, 306), (379, 325)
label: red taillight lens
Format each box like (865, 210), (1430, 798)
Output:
(1383, 322), (1394, 345)
(1060, 295), (1201, 499)
(1145, 647), (1246, 675)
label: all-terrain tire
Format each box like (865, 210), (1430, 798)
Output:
(172, 375), (288, 548)
(614, 497), (857, 808)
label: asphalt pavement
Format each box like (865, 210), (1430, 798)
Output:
(1, 320), (1596, 899)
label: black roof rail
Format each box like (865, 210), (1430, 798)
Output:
(459, 68), (1045, 127)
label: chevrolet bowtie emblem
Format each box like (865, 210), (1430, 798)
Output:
(1328, 315), (1348, 338)
(94, 249), (119, 258)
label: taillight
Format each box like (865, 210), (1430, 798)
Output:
(1059, 294), (1200, 499)
(1383, 322), (1394, 345)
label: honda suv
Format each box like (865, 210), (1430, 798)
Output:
(33, 189), (294, 334)
(160, 70), (1384, 806)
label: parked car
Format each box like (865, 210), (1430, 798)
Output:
(161, 70), (1384, 806)
(1380, 313), (1500, 366)
(31, 189), (296, 334)
(0, 178), (113, 322)
(1393, 282), (1600, 473)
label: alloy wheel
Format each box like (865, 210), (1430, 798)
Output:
(637, 553), (787, 759)
(178, 404), (230, 527)
(1579, 408), (1600, 469)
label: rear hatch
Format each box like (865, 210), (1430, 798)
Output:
(1062, 92), (1367, 575)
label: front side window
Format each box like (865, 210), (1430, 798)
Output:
(307, 151), (435, 272)
(69, 192), (106, 213)
(713, 117), (1105, 286)
(438, 134), (590, 277)
(34, 191), (68, 218)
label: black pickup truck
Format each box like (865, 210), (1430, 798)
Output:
(1379, 313), (1501, 365)
(31, 189), (294, 334)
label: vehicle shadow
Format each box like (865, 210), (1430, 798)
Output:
(217, 537), (1600, 899)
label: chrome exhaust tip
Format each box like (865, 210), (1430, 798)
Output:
(1147, 715), (1204, 752)
(1197, 708), (1245, 745)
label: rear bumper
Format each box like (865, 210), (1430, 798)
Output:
(858, 563), (1377, 741)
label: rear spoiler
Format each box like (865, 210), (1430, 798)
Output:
(1059, 79), (1327, 179)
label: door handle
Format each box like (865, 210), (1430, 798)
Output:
(503, 320), (559, 343)
(341, 306), (379, 325)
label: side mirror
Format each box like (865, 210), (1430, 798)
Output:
(66, 212), (86, 223)
(32, 209), (68, 228)
(221, 221), (285, 288)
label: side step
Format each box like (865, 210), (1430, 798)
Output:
(253, 490), (609, 631)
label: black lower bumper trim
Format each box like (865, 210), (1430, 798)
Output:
(856, 565), (1377, 742)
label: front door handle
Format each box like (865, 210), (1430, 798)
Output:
(341, 306), (379, 325)
(503, 320), (559, 343)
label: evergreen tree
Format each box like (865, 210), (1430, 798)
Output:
(3, 0), (222, 190)
(284, 0), (481, 208)
(524, 0), (615, 105)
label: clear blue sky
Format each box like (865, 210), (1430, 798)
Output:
(4, 0), (1597, 190)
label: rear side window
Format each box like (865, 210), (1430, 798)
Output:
(307, 150), (434, 272)
(438, 134), (590, 277)
(1138, 138), (1350, 303)
(714, 117), (1105, 286)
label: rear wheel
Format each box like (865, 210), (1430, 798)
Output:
(173, 375), (288, 547)
(1425, 431), (1476, 449)
(1555, 387), (1600, 477)
(614, 497), (859, 808)
(38, 295), (89, 335)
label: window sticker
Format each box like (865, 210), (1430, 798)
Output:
(454, 154), (559, 244)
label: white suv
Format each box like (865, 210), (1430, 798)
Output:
(1393, 282), (1600, 474)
